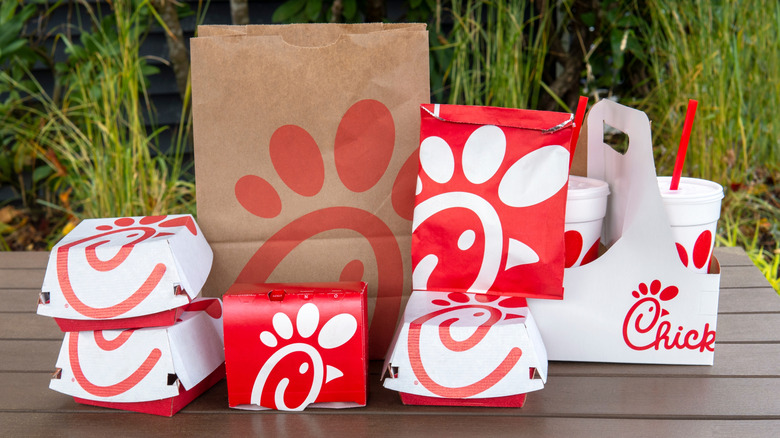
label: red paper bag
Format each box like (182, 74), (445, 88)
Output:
(412, 104), (575, 299)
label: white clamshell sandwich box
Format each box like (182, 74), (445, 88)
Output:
(49, 298), (225, 416)
(38, 215), (213, 331)
(383, 290), (548, 407)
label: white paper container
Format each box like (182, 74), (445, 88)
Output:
(528, 100), (721, 365)
(657, 176), (723, 273)
(383, 290), (547, 399)
(50, 298), (225, 403)
(565, 176), (610, 267)
(38, 215), (213, 324)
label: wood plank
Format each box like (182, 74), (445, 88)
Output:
(0, 313), (62, 340)
(5, 372), (780, 418)
(718, 286), (780, 313)
(0, 412), (778, 438)
(0, 268), (45, 289)
(717, 313), (780, 343)
(0, 289), (39, 312)
(713, 246), (754, 266)
(720, 265), (774, 289)
(0, 340), (61, 372)
(0, 251), (48, 269)
(548, 343), (780, 377)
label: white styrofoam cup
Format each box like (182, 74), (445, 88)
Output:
(565, 176), (610, 267)
(657, 176), (724, 273)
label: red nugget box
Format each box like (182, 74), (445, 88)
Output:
(223, 282), (368, 411)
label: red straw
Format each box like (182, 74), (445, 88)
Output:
(670, 99), (698, 190)
(568, 96), (589, 169)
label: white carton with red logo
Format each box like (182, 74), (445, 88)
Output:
(222, 282), (368, 411)
(49, 298), (225, 416)
(528, 100), (721, 365)
(37, 215), (213, 331)
(383, 290), (547, 407)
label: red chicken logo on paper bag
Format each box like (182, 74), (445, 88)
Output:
(233, 99), (411, 357)
(412, 121), (570, 296)
(55, 216), (197, 318)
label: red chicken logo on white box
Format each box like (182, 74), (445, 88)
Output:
(38, 215), (213, 321)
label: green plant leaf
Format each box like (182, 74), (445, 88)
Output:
(32, 165), (53, 183)
(1, 39), (26, 57)
(580, 11), (596, 28)
(272, 0), (307, 23)
(343, 0), (358, 20)
(305, 0), (322, 22)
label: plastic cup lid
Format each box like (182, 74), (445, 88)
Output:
(657, 176), (724, 204)
(567, 175), (610, 200)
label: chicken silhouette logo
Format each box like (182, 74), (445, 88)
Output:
(564, 229), (601, 268)
(407, 292), (529, 398)
(66, 329), (164, 398)
(674, 230), (714, 272)
(50, 298), (225, 413)
(412, 106), (572, 298)
(233, 99), (410, 358)
(38, 214), (212, 331)
(623, 280), (716, 352)
(223, 283), (367, 411)
(251, 303), (359, 411)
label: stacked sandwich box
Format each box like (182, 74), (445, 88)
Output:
(37, 215), (226, 416)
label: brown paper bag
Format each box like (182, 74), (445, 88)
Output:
(190, 24), (430, 358)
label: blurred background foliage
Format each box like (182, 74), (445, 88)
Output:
(0, 0), (777, 290)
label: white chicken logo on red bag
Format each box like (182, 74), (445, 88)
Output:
(412, 107), (572, 298)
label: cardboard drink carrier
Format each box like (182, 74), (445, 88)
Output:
(528, 99), (722, 365)
(49, 298), (225, 416)
(222, 282), (367, 411)
(384, 103), (582, 406)
(37, 215), (212, 331)
(190, 24), (430, 359)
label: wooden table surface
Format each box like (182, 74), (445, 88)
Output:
(2, 248), (779, 437)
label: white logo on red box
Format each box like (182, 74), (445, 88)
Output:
(251, 303), (359, 411)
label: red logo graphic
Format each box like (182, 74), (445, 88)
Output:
(674, 230), (713, 270)
(68, 330), (162, 398)
(564, 229), (600, 268)
(56, 216), (197, 319)
(622, 280), (715, 352)
(407, 292), (527, 398)
(233, 99), (410, 357)
(250, 303), (360, 411)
